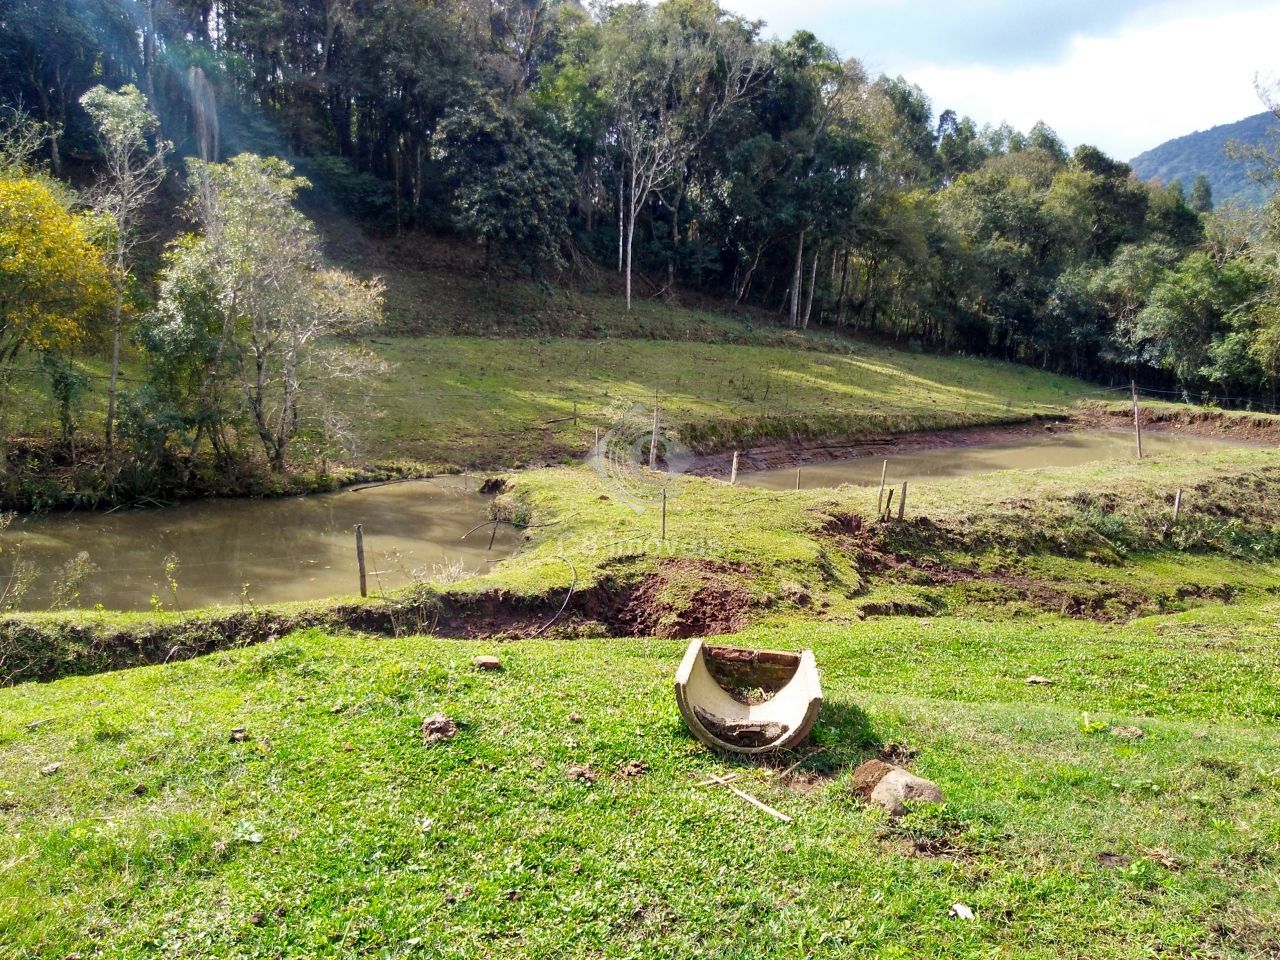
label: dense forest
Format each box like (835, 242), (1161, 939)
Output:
(1, 0), (1279, 487)
(1131, 112), (1279, 209)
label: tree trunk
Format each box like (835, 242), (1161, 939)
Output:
(835, 246), (850, 324)
(801, 247), (819, 329)
(624, 166), (637, 311)
(104, 247), (126, 451)
(789, 229), (806, 328)
(617, 174), (624, 274)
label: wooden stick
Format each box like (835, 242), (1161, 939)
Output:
(1172, 487), (1183, 524)
(1132, 380), (1143, 460)
(898, 480), (908, 521)
(795, 466), (801, 491)
(730, 449), (739, 485)
(593, 427), (599, 452)
(650, 400), (659, 469)
(354, 524), (367, 598)
(882, 488), (894, 522)
(661, 487), (667, 540)
(703, 773), (792, 823)
(696, 773), (742, 787)
(877, 458), (888, 514)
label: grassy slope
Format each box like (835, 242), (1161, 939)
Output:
(4, 449), (1280, 957)
(356, 335), (1098, 467)
(4, 268), (1103, 473)
(1, 616), (1277, 959)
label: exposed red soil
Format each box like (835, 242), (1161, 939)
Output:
(1, 558), (761, 685)
(818, 511), (1235, 623)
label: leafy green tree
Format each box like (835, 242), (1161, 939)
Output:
(1189, 174), (1214, 213)
(80, 84), (170, 450)
(434, 93), (573, 274)
(157, 155), (384, 471)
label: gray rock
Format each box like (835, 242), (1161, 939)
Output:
(473, 655), (503, 671)
(868, 767), (944, 818)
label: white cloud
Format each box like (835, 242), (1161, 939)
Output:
(901, 6), (1280, 158)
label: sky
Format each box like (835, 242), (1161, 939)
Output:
(720, 0), (1280, 160)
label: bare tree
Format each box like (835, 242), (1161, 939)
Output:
(596, 4), (763, 310)
(80, 84), (170, 450)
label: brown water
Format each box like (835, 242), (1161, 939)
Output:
(741, 428), (1248, 490)
(0, 478), (521, 612)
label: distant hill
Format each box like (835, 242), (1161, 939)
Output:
(1130, 112), (1278, 207)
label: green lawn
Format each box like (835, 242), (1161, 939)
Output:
(2, 611), (1278, 958)
(4, 445), (1280, 957)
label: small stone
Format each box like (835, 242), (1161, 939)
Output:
(866, 767), (944, 818)
(420, 714), (460, 744)
(132, 783), (148, 796)
(1110, 725), (1145, 740)
(567, 712), (584, 724)
(229, 727), (249, 742)
(949, 903), (975, 920)
(566, 764), (597, 784)
(1025, 675), (1054, 686)
(473, 655), (503, 671)
(504, 889), (521, 902)
(38, 763), (61, 777)
(250, 911), (266, 926)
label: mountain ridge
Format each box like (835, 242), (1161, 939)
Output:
(1130, 111), (1277, 207)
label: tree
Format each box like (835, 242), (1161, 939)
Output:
(593, 0), (762, 309)
(80, 84), (170, 450)
(1190, 174), (1214, 213)
(166, 154), (384, 471)
(434, 92), (573, 274)
(0, 176), (110, 369)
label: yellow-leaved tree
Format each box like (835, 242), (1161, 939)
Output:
(0, 175), (110, 368)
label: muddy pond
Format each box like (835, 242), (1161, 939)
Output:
(1, 478), (520, 612)
(738, 427), (1248, 491)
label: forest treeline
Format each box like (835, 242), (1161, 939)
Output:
(2, 0), (1280, 406)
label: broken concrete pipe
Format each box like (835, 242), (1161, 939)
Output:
(674, 638), (823, 755)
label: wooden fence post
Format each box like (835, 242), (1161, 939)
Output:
(897, 481), (908, 521)
(1132, 380), (1143, 460)
(730, 450), (739, 486)
(354, 524), (367, 598)
(877, 459), (888, 514)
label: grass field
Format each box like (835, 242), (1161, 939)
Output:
(4, 443), (1280, 957)
(343, 335), (1101, 466)
(2, 611), (1278, 958)
(4, 253), (1280, 956)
